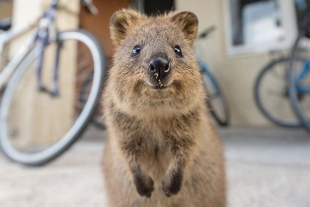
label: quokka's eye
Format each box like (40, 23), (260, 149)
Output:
(132, 45), (141, 56)
(174, 45), (183, 57)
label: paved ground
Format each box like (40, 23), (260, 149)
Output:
(0, 126), (309, 207)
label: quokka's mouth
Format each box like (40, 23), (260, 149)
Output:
(145, 81), (170, 90)
(150, 85), (168, 90)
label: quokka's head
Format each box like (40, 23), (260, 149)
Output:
(107, 9), (204, 116)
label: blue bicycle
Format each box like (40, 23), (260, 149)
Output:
(196, 26), (230, 126)
(289, 12), (310, 130)
(254, 8), (309, 130)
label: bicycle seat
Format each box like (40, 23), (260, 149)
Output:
(197, 26), (216, 40)
(0, 18), (12, 31)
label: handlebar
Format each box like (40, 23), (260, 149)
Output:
(197, 26), (216, 40)
(49, 0), (99, 15)
(81, 0), (99, 15)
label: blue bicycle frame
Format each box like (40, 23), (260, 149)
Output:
(195, 50), (219, 94)
(295, 56), (310, 94)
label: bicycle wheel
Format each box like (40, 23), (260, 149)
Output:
(0, 30), (105, 166)
(289, 31), (310, 130)
(254, 58), (304, 127)
(202, 72), (230, 126)
(79, 71), (105, 130)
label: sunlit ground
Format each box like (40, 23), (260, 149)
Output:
(0, 126), (309, 207)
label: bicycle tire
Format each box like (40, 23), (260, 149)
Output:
(254, 57), (303, 128)
(79, 71), (105, 130)
(0, 29), (105, 166)
(288, 32), (310, 131)
(202, 72), (230, 126)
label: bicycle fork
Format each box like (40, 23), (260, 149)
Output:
(51, 39), (62, 96)
(36, 31), (62, 97)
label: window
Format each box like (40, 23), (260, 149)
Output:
(224, 0), (298, 56)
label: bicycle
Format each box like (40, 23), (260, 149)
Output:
(254, 51), (305, 128)
(254, 3), (310, 129)
(196, 26), (230, 126)
(288, 12), (310, 130)
(0, 0), (106, 166)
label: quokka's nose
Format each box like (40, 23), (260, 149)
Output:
(148, 56), (170, 80)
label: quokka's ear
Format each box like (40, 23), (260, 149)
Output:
(110, 9), (145, 47)
(171, 11), (198, 45)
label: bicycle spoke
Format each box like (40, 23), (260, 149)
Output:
(78, 57), (93, 71)
(266, 89), (286, 97)
(271, 67), (286, 80)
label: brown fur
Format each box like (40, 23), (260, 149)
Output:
(102, 9), (226, 207)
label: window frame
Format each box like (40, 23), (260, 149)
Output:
(223, 0), (298, 57)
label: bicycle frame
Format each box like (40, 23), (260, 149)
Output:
(0, 1), (59, 94)
(0, 24), (37, 89)
(295, 56), (310, 94)
(195, 50), (219, 94)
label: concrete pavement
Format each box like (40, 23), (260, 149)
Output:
(0, 126), (309, 207)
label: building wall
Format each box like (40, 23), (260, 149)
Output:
(8, 0), (293, 127)
(79, 0), (130, 64)
(176, 0), (289, 126)
(0, 0), (13, 19)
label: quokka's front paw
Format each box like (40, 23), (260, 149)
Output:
(133, 173), (154, 198)
(162, 170), (183, 197)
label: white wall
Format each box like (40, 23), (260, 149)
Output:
(176, 0), (291, 126)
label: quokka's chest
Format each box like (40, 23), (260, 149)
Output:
(141, 129), (172, 159)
